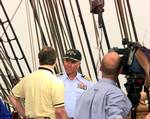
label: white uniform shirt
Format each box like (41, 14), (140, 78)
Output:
(58, 72), (94, 117)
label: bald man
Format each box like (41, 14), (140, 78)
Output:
(74, 52), (132, 119)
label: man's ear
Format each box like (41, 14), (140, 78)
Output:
(100, 63), (105, 72)
(118, 67), (123, 74)
(100, 65), (102, 71)
(77, 61), (81, 68)
(54, 59), (58, 65)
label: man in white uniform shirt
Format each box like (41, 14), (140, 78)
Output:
(58, 49), (94, 119)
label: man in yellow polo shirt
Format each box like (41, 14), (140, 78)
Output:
(9, 47), (68, 119)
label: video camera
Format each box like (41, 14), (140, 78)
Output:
(111, 38), (145, 107)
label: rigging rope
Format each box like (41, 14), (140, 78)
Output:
(60, 0), (75, 49)
(75, 0), (97, 78)
(69, 0), (92, 78)
(25, 0), (37, 70)
(1, 0), (24, 38)
(114, 0), (124, 40)
(126, 0), (138, 42)
(116, 0), (129, 39)
(122, 0), (132, 42)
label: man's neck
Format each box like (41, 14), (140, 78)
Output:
(67, 72), (77, 80)
(40, 64), (55, 69)
(102, 74), (116, 81)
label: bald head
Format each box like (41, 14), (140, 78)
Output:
(101, 52), (121, 76)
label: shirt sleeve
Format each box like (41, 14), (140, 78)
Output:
(11, 78), (25, 98)
(105, 88), (132, 119)
(51, 79), (65, 108)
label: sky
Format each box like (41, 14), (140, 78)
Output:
(0, 0), (150, 92)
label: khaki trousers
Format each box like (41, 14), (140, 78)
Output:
(26, 117), (50, 119)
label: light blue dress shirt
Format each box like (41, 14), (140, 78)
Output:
(58, 72), (94, 118)
(74, 78), (132, 119)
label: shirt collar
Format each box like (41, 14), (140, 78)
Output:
(63, 72), (81, 81)
(38, 65), (55, 74)
(93, 78), (117, 91)
(99, 78), (117, 86)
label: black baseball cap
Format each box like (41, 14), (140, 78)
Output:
(63, 49), (82, 61)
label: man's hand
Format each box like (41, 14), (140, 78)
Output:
(8, 95), (25, 117)
(145, 113), (150, 119)
(55, 106), (68, 119)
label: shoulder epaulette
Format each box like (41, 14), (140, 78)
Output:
(81, 74), (92, 81)
(57, 72), (63, 77)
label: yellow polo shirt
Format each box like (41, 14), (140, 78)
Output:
(12, 67), (65, 119)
